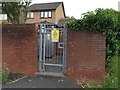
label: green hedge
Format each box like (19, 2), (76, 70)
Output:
(66, 8), (120, 61)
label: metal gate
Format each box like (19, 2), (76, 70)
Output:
(38, 23), (67, 76)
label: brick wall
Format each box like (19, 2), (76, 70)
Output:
(2, 24), (106, 82)
(66, 28), (106, 83)
(2, 24), (38, 76)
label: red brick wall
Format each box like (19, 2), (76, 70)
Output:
(66, 28), (106, 83)
(2, 24), (38, 76)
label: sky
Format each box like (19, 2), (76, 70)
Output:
(31, 0), (120, 19)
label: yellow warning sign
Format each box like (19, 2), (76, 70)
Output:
(51, 30), (59, 42)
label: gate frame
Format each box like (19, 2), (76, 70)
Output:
(38, 23), (67, 75)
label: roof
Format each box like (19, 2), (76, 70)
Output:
(36, 20), (58, 29)
(56, 18), (74, 26)
(27, 2), (63, 11)
(36, 20), (55, 25)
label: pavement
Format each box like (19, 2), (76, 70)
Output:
(2, 75), (81, 88)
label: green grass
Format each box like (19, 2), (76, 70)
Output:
(103, 55), (119, 88)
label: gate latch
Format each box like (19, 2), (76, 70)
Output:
(58, 42), (64, 48)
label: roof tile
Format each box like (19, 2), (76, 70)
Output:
(28, 2), (62, 11)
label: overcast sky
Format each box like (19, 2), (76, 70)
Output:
(31, 0), (120, 19)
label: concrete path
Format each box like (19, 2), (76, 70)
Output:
(2, 75), (81, 88)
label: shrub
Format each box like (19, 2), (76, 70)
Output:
(0, 63), (25, 84)
(0, 63), (10, 84)
(66, 8), (120, 61)
(1, 71), (9, 84)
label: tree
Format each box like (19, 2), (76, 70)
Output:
(19, 1), (31, 24)
(2, 1), (31, 24)
(66, 16), (75, 19)
(2, 2), (20, 24)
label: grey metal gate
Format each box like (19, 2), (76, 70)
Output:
(38, 23), (67, 76)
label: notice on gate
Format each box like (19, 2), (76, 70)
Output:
(51, 30), (59, 42)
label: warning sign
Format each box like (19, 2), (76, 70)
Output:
(51, 30), (59, 42)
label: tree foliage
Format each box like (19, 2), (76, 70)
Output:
(2, 1), (31, 24)
(2, 2), (20, 24)
(66, 8), (120, 61)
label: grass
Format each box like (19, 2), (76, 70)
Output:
(102, 55), (119, 88)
